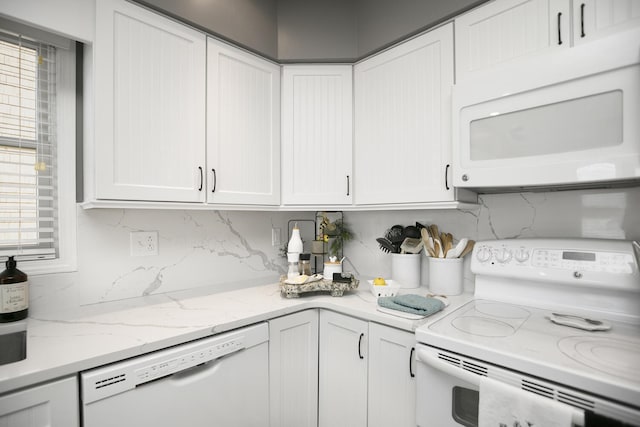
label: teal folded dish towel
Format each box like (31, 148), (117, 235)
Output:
(377, 294), (444, 317)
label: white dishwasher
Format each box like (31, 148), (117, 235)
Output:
(81, 322), (269, 427)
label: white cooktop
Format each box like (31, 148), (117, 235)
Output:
(416, 238), (640, 409)
(416, 298), (640, 407)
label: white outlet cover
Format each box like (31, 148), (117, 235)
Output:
(130, 231), (158, 256)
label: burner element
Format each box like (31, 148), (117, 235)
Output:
(474, 301), (531, 319)
(558, 336), (640, 382)
(452, 316), (516, 337)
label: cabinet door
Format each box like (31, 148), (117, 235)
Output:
(0, 376), (79, 427)
(455, 0), (571, 81)
(573, 0), (640, 45)
(94, 0), (206, 202)
(368, 323), (416, 427)
(207, 38), (281, 205)
(318, 310), (367, 427)
(281, 65), (353, 206)
(269, 310), (319, 427)
(354, 24), (455, 205)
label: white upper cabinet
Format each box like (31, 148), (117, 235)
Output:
(94, 0), (206, 202)
(281, 65), (353, 206)
(354, 23), (464, 206)
(573, 0), (640, 45)
(207, 38), (281, 205)
(456, 0), (640, 81)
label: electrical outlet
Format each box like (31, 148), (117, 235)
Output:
(272, 227), (281, 247)
(130, 231), (158, 256)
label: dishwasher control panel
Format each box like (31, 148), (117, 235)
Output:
(134, 337), (243, 383)
(81, 322), (268, 404)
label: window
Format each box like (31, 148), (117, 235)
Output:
(0, 21), (76, 274)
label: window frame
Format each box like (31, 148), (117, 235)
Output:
(0, 27), (77, 276)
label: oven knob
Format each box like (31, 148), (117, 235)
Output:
(495, 248), (513, 263)
(514, 248), (530, 263)
(476, 246), (492, 263)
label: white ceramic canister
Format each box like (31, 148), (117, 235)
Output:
(323, 262), (342, 280)
(427, 257), (464, 295)
(391, 253), (421, 288)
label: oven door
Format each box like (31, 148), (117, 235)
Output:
(415, 344), (480, 427)
(415, 344), (640, 427)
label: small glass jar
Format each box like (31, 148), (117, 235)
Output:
(298, 253), (312, 276)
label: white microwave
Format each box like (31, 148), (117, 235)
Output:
(452, 28), (640, 191)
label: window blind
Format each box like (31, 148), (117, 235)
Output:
(0, 31), (57, 260)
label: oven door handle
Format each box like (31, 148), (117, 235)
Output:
(416, 347), (585, 427)
(415, 347), (481, 386)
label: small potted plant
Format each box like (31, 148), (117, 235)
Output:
(319, 213), (353, 258)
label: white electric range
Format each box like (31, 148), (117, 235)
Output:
(415, 238), (640, 427)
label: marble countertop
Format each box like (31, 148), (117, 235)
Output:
(0, 281), (471, 395)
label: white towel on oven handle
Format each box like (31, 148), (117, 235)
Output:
(478, 376), (584, 427)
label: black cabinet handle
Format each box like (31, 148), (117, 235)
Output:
(409, 347), (415, 378)
(557, 12), (563, 45)
(581, 3), (586, 38)
(346, 175), (350, 196)
(445, 164), (450, 190)
(211, 169), (217, 193)
(198, 166), (203, 191)
(358, 333), (364, 359)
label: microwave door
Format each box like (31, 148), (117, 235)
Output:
(452, 28), (640, 190)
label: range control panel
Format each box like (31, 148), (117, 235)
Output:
(471, 239), (639, 285)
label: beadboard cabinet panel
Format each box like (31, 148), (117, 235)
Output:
(354, 24), (456, 205)
(574, 0), (640, 45)
(318, 310), (368, 427)
(368, 323), (416, 427)
(282, 65), (353, 205)
(94, 0), (206, 202)
(269, 310), (319, 427)
(207, 38), (281, 205)
(455, 0), (569, 82)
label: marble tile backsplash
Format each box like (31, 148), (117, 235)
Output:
(28, 187), (640, 315)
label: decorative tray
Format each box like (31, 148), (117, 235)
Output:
(279, 275), (359, 298)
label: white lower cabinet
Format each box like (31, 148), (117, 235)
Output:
(269, 310), (319, 427)
(319, 310), (368, 427)
(0, 376), (79, 427)
(368, 323), (417, 427)
(316, 311), (417, 427)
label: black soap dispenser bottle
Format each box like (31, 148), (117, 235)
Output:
(0, 256), (29, 322)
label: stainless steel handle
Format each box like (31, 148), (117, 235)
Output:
(346, 175), (350, 196)
(358, 333), (364, 359)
